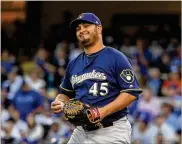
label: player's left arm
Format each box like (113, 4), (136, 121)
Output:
(98, 92), (137, 119)
(99, 52), (142, 119)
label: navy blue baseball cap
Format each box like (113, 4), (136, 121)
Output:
(70, 13), (102, 29)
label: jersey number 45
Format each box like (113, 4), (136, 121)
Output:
(89, 82), (109, 96)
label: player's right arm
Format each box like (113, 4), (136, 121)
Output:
(51, 94), (70, 114)
(51, 61), (75, 114)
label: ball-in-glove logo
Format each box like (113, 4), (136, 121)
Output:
(120, 69), (134, 83)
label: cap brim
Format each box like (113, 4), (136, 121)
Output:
(69, 19), (95, 29)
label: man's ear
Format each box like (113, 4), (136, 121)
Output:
(97, 25), (102, 34)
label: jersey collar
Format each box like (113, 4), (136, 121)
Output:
(85, 46), (106, 57)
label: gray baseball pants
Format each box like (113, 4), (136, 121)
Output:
(67, 116), (131, 144)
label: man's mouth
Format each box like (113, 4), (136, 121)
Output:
(80, 32), (89, 37)
(80, 34), (89, 39)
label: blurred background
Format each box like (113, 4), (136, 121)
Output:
(1, 1), (181, 144)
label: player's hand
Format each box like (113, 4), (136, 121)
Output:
(51, 99), (64, 114)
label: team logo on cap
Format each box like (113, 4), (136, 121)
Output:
(120, 69), (134, 83)
(77, 13), (84, 19)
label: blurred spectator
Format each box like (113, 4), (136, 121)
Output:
(68, 43), (83, 61)
(161, 72), (181, 96)
(34, 47), (48, 67)
(155, 132), (165, 144)
(2, 67), (23, 100)
(167, 86), (180, 98)
(20, 56), (37, 76)
(135, 38), (153, 86)
(161, 103), (181, 132)
(104, 35), (114, 47)
(133, 113), (178, 143)
(152, 114), (178, 143)
(1, 107), (28, 143)
(8, 107), (28, 134)
(1, 118), (22, 144)
(53, 44), (69, 87)
(170, 44), (181, 73)
(25, 68), (46, 92)
(46, 118), (73, 144)
(172, 94), (181, 117)
(47, 122), (67, 144)
(35, 110), (54, 126)
(176, 115), (182, 143)
(155, 53), (171, 75)
(137, 88), (161, 118)
(149, 40), (164, 61)
(119, 35), (138, 58)
(11, 81), (43, 121)
(146, 68), (162, 96)
(167, 37), (179, 54)
(53, 44), (69, 69)
(35, 110), (54, 140)
(1, 104), (10, 124)
(34, 48), (56, 74)
(39, 88), (57, 111)
(22, 113), (44, 144)
(1, 49), (16, 74)
(34, 47), (56, 89)
(132, 111), (155, 143)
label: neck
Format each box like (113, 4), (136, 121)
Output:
(84, 40), (104, 55)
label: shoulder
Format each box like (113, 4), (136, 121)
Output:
(105, 47), (128, 59)
(105, 47), (131, 64)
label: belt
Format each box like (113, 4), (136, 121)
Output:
(82, 116), (126, 132)
(82, 122), (113, 131)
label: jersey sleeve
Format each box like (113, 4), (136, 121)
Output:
(59, 63), (74, 98)
(114, 53), (142, 98)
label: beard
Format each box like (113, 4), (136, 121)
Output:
(77, 29), (99, 48)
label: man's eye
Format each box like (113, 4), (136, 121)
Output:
(84, 24), (90, 27)
(76, 27), (80, 31)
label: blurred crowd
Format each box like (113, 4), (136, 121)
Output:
(1, 11), (181, 144)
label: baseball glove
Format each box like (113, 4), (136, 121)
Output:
(62, 99), (101, 126)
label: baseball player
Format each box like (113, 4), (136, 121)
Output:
(51, 13), (142, 144)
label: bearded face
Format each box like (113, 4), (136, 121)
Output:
(76, 23), (100, 48)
